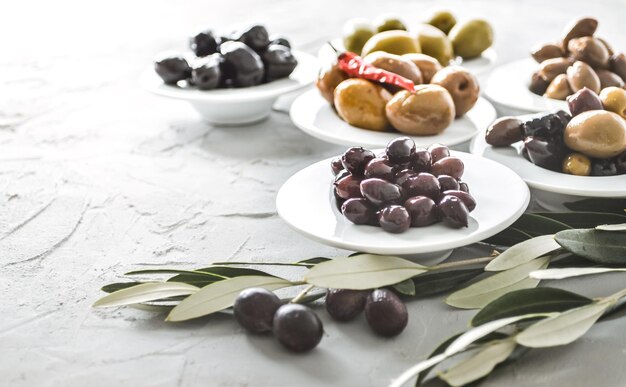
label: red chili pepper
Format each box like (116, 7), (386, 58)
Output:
(335, 50), (415, 93)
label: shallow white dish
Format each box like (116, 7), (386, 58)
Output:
(290, 89), (496, 148)
(276, 150), (529, 262)
(318, 39), (497, 75)
(470, 134), (626, 199)
(484, 58), (568, 113)
(140, 51), (319, 125)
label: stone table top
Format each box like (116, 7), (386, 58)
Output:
(1, 0), (625, 386)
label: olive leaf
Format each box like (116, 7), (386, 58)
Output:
(596, 223), (626, 231)
(485, 235), (560, 271)
(555, 228), (626, 264)
(529, 267), (626, 280)
(412, 269), (483, 298)
(102, 282), (144, 293)
(167, 266), (273, 288)
(484, 227), (533, 246)
(507, 213), (572, 236)
(393, 279), (416, 296)
(563, 198), (626, 213)
(470, 287), (592, 327)
(446, 256), (551, 309)
(93, 282), (199, 308)
(304, 254), (428, 290)
(438, 339), (517, 387)
(515, 301), (611, 347)
(166, 275), (294, 322)
(537, 212), (626, 229)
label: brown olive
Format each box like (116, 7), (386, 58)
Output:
(596, 69), (625, 89)
(566, 87), (602, 116)
(562, 153), (592, 176)
(402, 53), (442, 83)
(485, 116), (524, 147)
(564, 110), (626, 158)
(529, 71), (550, 95)
(567, 37), (610, 69)
(561, 17), (598, 52)
(385, 85), (455, 135)
(531, 42), (563, 63)
(316, 63), (348, 105)
(597, 37), (614, 56)
(566, 61), (601, 94)
(430, 66), (480, 117)
(428, 143), (450, 163)
(334, 78), (392, 131)
(544, 74), (572, 100)
(334, 174), (363, 200)
(437, 175), (460, 191)
(364, 51), (423, 84)
(609, 53), (626, 83)
(538, 57), (573, 83)
(600, 87), (626, 119)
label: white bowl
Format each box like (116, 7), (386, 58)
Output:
(469, 134), (626, 210)
(484, 58), (568, 113)
(140, 51), (319, 125)
(276, 150), (529, 264)
(290, 89), (496, 149)
(318, 39), (497, 75)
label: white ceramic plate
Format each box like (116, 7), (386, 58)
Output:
(276, 150), (529, 257)
(484, 58), (568, 113)
(140, 51), (319, 125)
(290, 89), (496, 148)
(318, 39), (497, 75)
(470, 134), (626, 198)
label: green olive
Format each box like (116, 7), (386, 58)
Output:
(449, 19), (494, 59)
(374, 15), (407, 32)
(361, 30), (421, 57)
(342, 18), (375, 54)
(425, 10), (457, 35)
(562, 153), (592, 176)
(415, 24), (454, 66)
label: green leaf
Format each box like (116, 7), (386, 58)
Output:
(516, 301), (611, 347)
(555, 228), (626, 264)
(166, 276), (293, 322)
(535, 212), (626, 229)
(530, 267), (626, 280)
(446, 256), (550, 309)
(596, 223), (626, 231)
(126, 269), (226, 280)
(102, 282), (144, 293)
(470, 287), (592, 327)
(483, 227), (533, 246)
(304, 254), (428, 290)
(485, 235), (560, 271)
(297, 257), (332, 265)
(508, 214), (573, 236)
(392, 279), (416, 296)
(167, 266), (273, 288)
(563, 198), (626, 213)
(93, 282), (199, 308)
(439, 339), (517, 387)
(412, 269), (483, 298)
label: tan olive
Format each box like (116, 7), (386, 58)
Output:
(430, 66), (479, 117)
(561, 17), (598, 52)
(596, 70), (625, 89)
(564, 110), (626, 158)
(600, 87), (626, 119)
(562, 153), (592, 176)
(414, 24), (454, 66)
(609, 53), (626, 83)
(567, 37), (609, 69)
(566, 61), (601, 94)
(538, 57), (573, 82)
(597, 37), (614, 56)
(334, 78), (392, 131)
(544, 74), (572, 100)
(363, 51), (423, 84)
(530, 42), (563, 63)
(402, 53), (442, 83)
(316, 63), (349, 105)
(385, 84), (455, 135)
(529, 71), (550, 95)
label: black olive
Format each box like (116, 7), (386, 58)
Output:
(189, 29), (219, 57)
(341, 147), (375, 176)
(273, 304), (323, 352)
(191, 54), (222, 90)
(261, 45), (298, 82)
(269, 35), (291, 49)
(234, 25), (270, 52)
(325, 289), (369, 321)
(233, 288), (282, 333)
(438, 195), (469, 228)
(378, 205), (411, 233)
(219, 41), (265, 87)
(154, 53), (191, 85)
(386, 137), (416, 164)
(364, 289), (408, 337)
(341, 198), (375, 225)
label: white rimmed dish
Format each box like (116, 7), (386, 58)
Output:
(276, 150), (529, 264)
(140, 51), (319, 125)
(484, 58), (568, 113)
(470, 134), (626, 210)
(318, 39), (497, 75)
(290, 89), (496, 149)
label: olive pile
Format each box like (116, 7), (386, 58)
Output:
(326, 288), (408, 337)
(342, 12), (494, 62)
(332, 137), (476, 233)
(529, 17), (626, 100)
(154, 25), (298, 90)
(486, 87), (626, 176)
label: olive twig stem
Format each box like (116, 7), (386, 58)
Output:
(291, 285), (316, 304)
(430, 255), (497, 271)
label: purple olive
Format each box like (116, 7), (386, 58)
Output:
(364, 157), (397, 180)
(341, 147), (375, 175)
(523, 136), (567, 172)
(404, 196), (438, 227)
(325, 289), (369, 321)
(378, 205), (411, 233)
(438, 195), (469, 228)
(411, 148), (432, 172)
(331, 157), (344, 176)
(360, 178), (403, 206)
(394, 169), (417, 186)
(442, 190), (476, 212)
(386, 137), (416, 164)
(431, 157), (464, 179)
(567, 87), (602, 117)
(341, 198), (375, 225)
(428, 143), (450, 163)
(459, 182), (470, 193)
(334, 174), (363, 199)
(437, 175), (460, 192)
(402, 172), (441, 201)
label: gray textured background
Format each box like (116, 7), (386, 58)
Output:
(1, 0), (626, 386)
